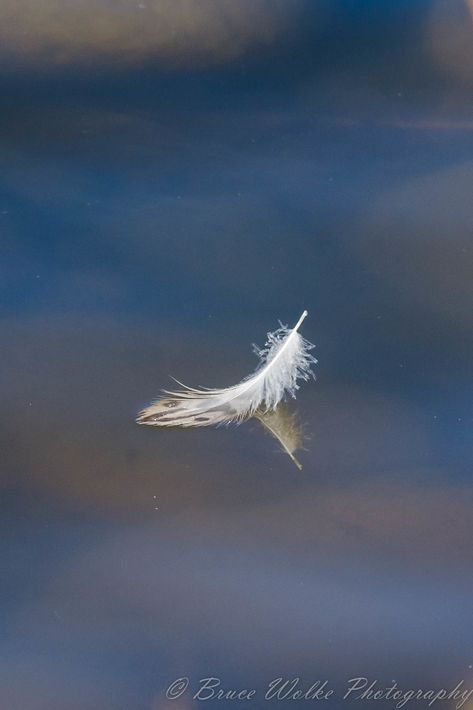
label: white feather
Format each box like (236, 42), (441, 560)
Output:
(136, 310), (316, 427)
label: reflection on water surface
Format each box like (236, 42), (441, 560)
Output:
(1, 1), (473, 708)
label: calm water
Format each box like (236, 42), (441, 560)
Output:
(1, 2), (473, 709)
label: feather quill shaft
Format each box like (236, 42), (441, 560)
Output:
(136, 310), (316, 427)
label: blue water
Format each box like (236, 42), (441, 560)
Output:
(1, 2), (473, 708)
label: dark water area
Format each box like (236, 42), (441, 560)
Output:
(1, 2), (473, 708)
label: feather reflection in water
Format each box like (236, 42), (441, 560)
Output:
(254, 404), (305, 470)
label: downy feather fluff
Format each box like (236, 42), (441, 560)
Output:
(136, 310), (316, 427)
